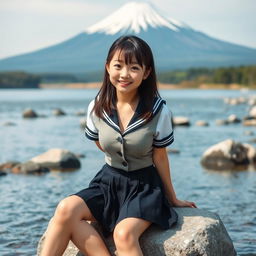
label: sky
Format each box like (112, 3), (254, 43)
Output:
(1, 0), (256, 60)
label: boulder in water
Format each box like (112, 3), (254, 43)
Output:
(30, 148), (81, 170)
(201, 139), (256, 170)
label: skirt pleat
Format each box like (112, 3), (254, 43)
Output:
(74, 164), (178, 236)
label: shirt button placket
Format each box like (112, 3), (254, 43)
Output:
(116, 135), (128, 171)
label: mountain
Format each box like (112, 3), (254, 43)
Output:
(0, 1), (256, 74)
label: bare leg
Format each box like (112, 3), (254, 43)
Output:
(41, 195), (110, 256)
(113, 217), (151, 256)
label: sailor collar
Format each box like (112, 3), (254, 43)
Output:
(102, 97), (165, 137)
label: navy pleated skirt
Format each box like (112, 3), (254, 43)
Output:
(74, 164), (178, 236)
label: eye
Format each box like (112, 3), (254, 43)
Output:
(131, 66), (140, 71)
(114, 64), (121, 69)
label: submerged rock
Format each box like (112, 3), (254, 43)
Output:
(30, 148), (81, 170)
(75, 110), (86, 116)
(195, 120), (209, 126)
(227, 114), (241, 124)
(2, 121), (16, 126)
(0, 170), (7, 176)
(249, 106), (256, 118)
(11, 161), (49, 175)
(173, 117), (190, 126)
(201, 139), (256, 170)
(53, 108), (66, 116)
(167, 148), (180, 154)
(0, 161), (20, 171)
(243, 119), (256, 126)
(37, 208), (236, 256)
(80, 118), (86, 129)
(215, 119), (229, 126)
(23, 109), (38, 118)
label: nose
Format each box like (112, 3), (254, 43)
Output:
(120, 67), (130, 78)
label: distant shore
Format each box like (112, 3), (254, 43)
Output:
(39, 82), (256, 90)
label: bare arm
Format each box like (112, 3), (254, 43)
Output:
(153, 147), (197, 208)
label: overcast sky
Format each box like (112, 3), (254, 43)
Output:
(1, 0), (255, 59)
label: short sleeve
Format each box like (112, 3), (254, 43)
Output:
(85, 100), (99, 141)
(153, 104), (174, 148)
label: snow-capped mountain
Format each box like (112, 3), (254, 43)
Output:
(0, 1), (256, 74)
(86, 2), (186, 34)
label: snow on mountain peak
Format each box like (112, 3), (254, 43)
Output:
(85, 1), (186, 35)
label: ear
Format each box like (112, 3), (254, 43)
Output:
(143, 68), (151, 80)
(105, 63), (110, 74)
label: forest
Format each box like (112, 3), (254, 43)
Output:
(1, 66), (256, 88)
(158, 65), (256, 87)
(0, 71), (41, 88)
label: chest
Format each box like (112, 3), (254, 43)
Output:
(116, 104), (137, 133)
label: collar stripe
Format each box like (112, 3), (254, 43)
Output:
(102, 97), (165, 136)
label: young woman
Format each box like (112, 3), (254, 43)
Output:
(41, 35), (196, 256)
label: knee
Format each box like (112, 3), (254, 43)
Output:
(113, 227), (136, 250)
(54, 197), (76, 224)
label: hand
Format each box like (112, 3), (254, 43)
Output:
(172, 198), (197, 208)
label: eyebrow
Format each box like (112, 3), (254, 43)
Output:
(114, 59), (139, 64)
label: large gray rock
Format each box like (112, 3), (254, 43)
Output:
(30, 148), (81, 170)
(201, 139), (256, 170)
(37, 208), (236, 256)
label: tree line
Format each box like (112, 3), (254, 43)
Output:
(158, 66), (256, 86)
(1, 66), (256, 88)
(0, 71), (41, 89)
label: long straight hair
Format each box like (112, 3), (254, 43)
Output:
(93, 35), (160, 120)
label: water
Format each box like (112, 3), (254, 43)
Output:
(0, 88), (256, 255)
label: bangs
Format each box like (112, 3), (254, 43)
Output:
(114, 42), (144, 67)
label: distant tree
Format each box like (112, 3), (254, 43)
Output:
(0, 71), (41, 89)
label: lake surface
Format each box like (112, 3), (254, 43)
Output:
(0, 88), (256, 255)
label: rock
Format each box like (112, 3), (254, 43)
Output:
(249, 106), (256, 118)
(166, 148), (180, 154)
(248, 97), (256, 106)
(215, 119), (229, 126)
(227, 114), (241, 124)
(0, 170), (7, 176)
(248, 138), (256, 144)
(243, 119), (256, 126)
(173, 117), (190, 126)
(244, 130), (254, 136)
(0, 161), (20, 171)
(201, 139), (256, 170)
(2, 121), (16, 126)
(30, 148), (81, 170)
(11, 161), (50, 175)
(75, 110), (86, 116)
(37, 208), (236, 256)
(53, 108), (66, 116)
(75, 153), (86, 158)
(23, 109), (38, 118)
(80, 118), (86, 129)
(195, 120), (209, 126)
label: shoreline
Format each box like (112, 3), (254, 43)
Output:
(39, 82), (256, 90)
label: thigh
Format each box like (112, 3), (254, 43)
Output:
(114, 217), (151, 239)
(58, 195), (97, 221)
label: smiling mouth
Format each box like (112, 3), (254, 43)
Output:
(118, 80), (132, 86)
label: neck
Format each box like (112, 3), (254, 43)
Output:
(116, 90), (139, 105)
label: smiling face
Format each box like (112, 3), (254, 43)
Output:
(106, 50), (150, 95)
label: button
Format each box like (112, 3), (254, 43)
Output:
(116, 137), (123, 144)
(117, 151), (122, 157)
(122, 161), (127, 167)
